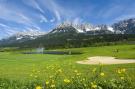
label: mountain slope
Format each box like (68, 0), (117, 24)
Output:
(1, 18), (135, 48)
(50, 22), (114, 34)
(0, 30), (45, 45)
(113, 18), (135, 34)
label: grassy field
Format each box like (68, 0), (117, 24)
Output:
(0, 44), (135, 89)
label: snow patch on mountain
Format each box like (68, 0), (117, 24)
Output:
(13, 30), (46, 40)
(107, 26), (114, 32)
(53, 21), (115, 34)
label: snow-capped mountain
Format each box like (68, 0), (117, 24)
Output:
(50, 21), (114, 34)
(0, 30), (46, 45)
(50, 22), (78, 33)
(50, 18), (135, 35)
(1, 18), (135, 46)
(14, 30), (46, 40)
(112, 18), (135, 34)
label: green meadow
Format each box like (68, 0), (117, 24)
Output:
(0, 44), (135, 89)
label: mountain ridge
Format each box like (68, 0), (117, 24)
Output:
(1, 18), (135, 46)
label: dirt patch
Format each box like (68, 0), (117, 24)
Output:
(77, 56), (135, 65)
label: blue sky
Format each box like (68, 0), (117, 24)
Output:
(0, 0), (135, 39)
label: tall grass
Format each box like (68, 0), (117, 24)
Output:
(0, 64), (134, 89)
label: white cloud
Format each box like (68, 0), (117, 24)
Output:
(0, 23), (8, 27)
(22, 0), (45, 14)
(50, 18), (55, 22)
(0, 1), (44, 33)
(22, 0), (61, 23)
(0, 4), (34, 26)
(40, 15), (48, 23)
(0, 23), (19, 36)
(54, 10), (61, 21)
(37, 0), (79, 22)
(22, 0), (80, 23)
(33, 0), (45, 14)
(37, 0), (62, 21)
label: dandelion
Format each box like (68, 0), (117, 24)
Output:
(74, 70), (78, 73)
(84, 84), (87, 87)
(50, 84), (55, 88)
(100, 72), (105, 76)
(104, 80), (107, 83)
(120, 77), (124, 80)
(82, 78), (85, 81)
(36, 86), (42, 89)
(35, 75), (38, 78)
(117, 69), (122, 74)
(91, 82), (97, 89)
(80, 78), (85, 82)
(117, 68), (126, 74)
(91, 84), (97, 89)
(51, 67), (54, 70)
(76, 73), (81, 76)
(64, 79), (71, 83)
(46, 66), (49, 69)
(49, 76), (53, 78)
(46, 81), (49, 85)
(121, 68), (126, 72)
(57, 69), (62, 73)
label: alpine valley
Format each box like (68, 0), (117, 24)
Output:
(1, 18), (135, 48)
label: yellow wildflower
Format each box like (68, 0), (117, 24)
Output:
(83, 78), (85, 81)
(92, 84), (97, 88)
(76, 73), (81, 76)
(50, 84), (55, 88)
(64, 79), (71, 83)
(49, 76), (53, 78)
(84, 84), (87, 87)
(35, 75), (38, 78)
(121, 68), (126, 72)
(46, 66), (49, 69)
(36, 86), (42, 89)
(117, 69), (121, 74)
(51, 67), (54, 70)
(74, 70), (78, 73)
(120, 77), (124, 80)
(46, 81), (49, 85)
(91, 82), (97, 89)
(58, 69), (62, 73)
(117, 68), (126, 74)
(100, 72), (105, 76)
